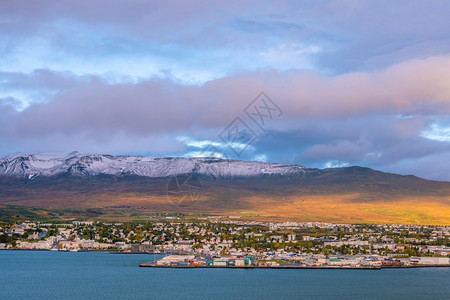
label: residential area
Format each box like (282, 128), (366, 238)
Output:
(1, 218), (449, 268)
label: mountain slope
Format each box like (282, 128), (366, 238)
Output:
(0, 153), (449, 224)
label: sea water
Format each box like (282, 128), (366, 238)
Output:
(1, 251), (449, 299)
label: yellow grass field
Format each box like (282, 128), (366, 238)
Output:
(227, 194), (450, 225)
(3, 190), (449, 225)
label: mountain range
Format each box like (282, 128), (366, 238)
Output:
(0, 152), (449, 224)
(0, 152), (306, 179)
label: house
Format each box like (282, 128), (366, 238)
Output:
(395, 244), (405, 251)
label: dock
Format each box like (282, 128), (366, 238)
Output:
(139, 261), (381, 269)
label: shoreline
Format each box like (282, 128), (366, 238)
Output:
(2, 250), (448, 269)
(139, 261), (450, 269)
(139, 263), (380, 270)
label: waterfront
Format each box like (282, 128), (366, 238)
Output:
(4, 220), (449, 267)
(1, 251), (449, 299)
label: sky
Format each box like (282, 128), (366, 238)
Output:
(0, 0), (450, 181)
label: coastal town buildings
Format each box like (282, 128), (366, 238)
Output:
(1, 219), (449, 267)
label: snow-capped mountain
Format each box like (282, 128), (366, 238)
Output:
(1, 152), (448, 225)
(0, 152), (306, 179)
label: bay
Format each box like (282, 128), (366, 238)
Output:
(0, 251), (449, 299)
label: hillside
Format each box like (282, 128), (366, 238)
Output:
(0, 153), (449, 224)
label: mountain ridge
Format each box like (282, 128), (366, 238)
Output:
(0, 152), (308, 179)
(0, 152), (440, 182)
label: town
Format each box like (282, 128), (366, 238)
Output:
(1, 217), (449, 269)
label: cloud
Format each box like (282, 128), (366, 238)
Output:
(2, 1), (450, 84)
(421, 124), (450, 142)
(0, 69), (88, 110)
(0, 56), (449, 182)
(2, 57), (450, 136)
(324, 160), (349, 169)
(1, 1), (450, 180)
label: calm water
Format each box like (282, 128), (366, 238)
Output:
(1, 251), (449, 299)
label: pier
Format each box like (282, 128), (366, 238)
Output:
(139, 260), (381, 269)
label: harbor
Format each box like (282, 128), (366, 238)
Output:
(139, 254), (450, 269)
(139, 263), (382, 269)
(3, 250), (450, 299)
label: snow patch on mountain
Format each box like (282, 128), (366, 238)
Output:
(0, 152), (306, 178)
